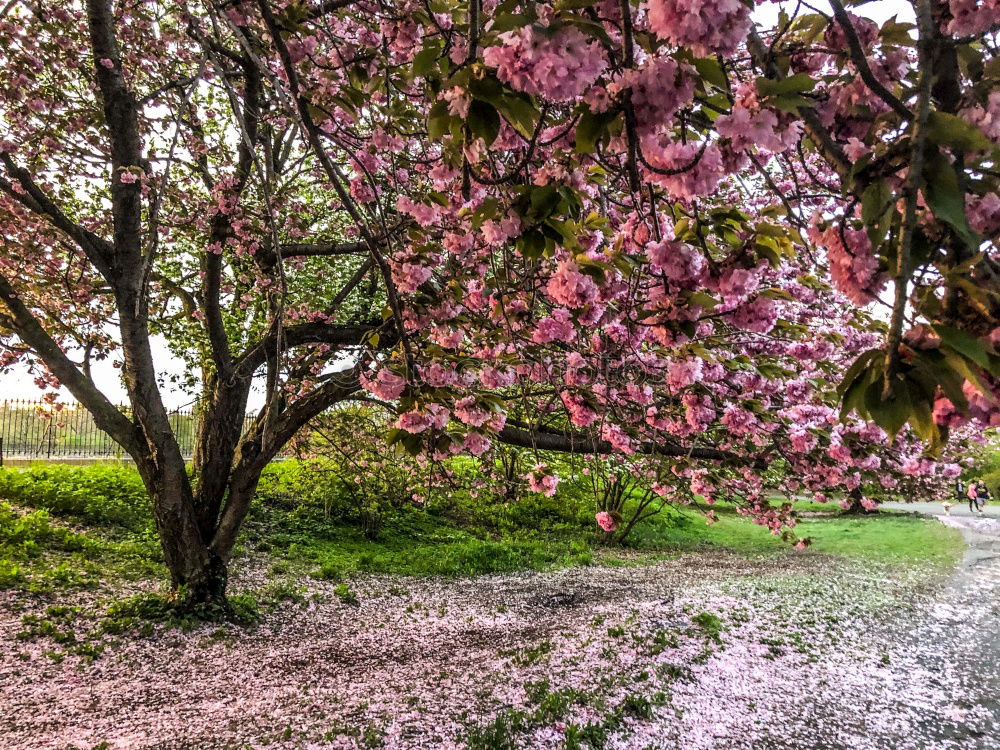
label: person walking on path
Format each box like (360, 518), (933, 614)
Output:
(968, 481), (980, 513)
(976, 482), (991, 515)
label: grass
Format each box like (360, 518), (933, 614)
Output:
(0, 463), (965, 602)
(802, 512), (965, 567)
(244, 501), (595, 579)
(627, 503), (964, 569)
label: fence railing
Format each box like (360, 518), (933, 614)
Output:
(0, 399), (257, 462)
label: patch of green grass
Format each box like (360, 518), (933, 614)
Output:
(0, 501), (162, 593)
(0, 461), (965, 597)
(101, 591), (260, 634)
(244, 500), (596, 577)
(625, 504), (964, 569)
(801, 512), (964, 567)
(333, 582), (360, 607)
(0, 463), (151, 531)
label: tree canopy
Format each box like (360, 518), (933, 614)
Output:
(0, 0), (997, 600)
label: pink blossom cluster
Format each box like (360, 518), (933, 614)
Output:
(647, 236), (705, 285)
(611, 56), (696, 136)
(640, 138), (726, 200)
(645, 0), (752, 56)
(483, 23), (608, 103)
(360, 368), (407, 400)
(716, 106), (800, 154)
(945, 0), (1000, 36)
(546, 259), (600, 308)
(966, 193), (1000, 236)
(961, 92), (1000, 145)
(807, 218), (888, 304)
(595, 510), (617, 531)
(526, 463), (559, 496)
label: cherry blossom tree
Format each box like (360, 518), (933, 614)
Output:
(0, 0), (996, 604)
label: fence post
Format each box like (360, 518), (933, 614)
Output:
(0, 436), (4, 468)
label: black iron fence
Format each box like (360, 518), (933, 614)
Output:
(0, 399), (257, 462)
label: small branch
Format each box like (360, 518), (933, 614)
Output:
(829, 0), (911, 120)
(883, 0), (934, 397)
(747, 28), (852, 180)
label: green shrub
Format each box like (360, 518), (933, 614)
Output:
(0, 464), (150, 530)
(333, 582), (360, 607)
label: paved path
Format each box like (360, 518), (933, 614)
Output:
(864, 504), (1000, 748)
(882, 500), (1000, 521)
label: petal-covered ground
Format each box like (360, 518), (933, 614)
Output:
(1, 517), (997, 749)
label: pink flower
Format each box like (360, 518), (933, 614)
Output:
(647, 237), (704, 284)
(483, 23), (607, 103)
(595, 511), (617, 532)
(546, 260), (599, 308)
(392, 260), (433, 293)
(454, 396), (492, 427)
(361, 368), (407, 400)
(440, 86), (471, 118)
(527, 465), (559, 496)
(807, 216), (888, 305)
(532, 309), (577, 344)
(463, 431), (492, 456)
(396, 410), (433, 433)
(99, 57), (115, 69)
(119, 171), (139, 184)
(945, 0), (1000, 36)
(646, 0), (751, 57)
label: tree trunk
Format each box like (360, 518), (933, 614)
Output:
(192, 374), (252, 540)
(842, 487), (876, 515)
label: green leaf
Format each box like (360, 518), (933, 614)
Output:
(837, 348), (882, 396)
(496, 94), (540, 139)
(412, 44), (441, 78)
(926, 111), (994, 153)
(693, 57), (727, 90)
(489, 13), (534, 33)
(468, 74), (505, 106)
(923, 149), (981, 252)
(861, 179), (894, 245)
(687, 291), (719, 311)
(561, 15), (613, 46)
(915, 351), (968, 411)
(864, 378), (911, 440)
(758, 288), (794, 301)
(427, 99), (452, 139)
(529, 184), (562, 218)
(768, 93), (813, 114)
(575, 107), (619, 154)
(466, 99), (501, 146)
(906, 381), (937, 444)
(933, 324), (993, 371)
(756, 73), (815, 98)
(516, 228), (546, 258)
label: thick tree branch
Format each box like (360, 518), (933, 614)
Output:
(210, 365), (362, 557)
(236, 321), (390, 377)
(0, 156), (114, 279)
(883, 0), (934, 396)
(496, 424), (750, 464)
(0, 272), (140, 456)
(87, 0), (144, 268)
